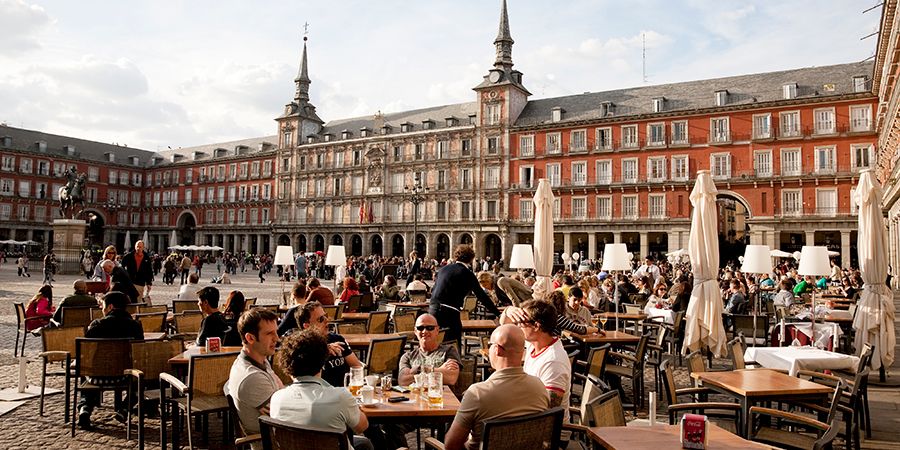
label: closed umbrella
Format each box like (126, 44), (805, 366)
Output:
(532, 178), (555, 300)
(682, 170), (727, 357)
(852, 169), (895, 371)
(142, 230), (149, 249)
(169, 230), (177, 249)
(124, 231), (132, 252)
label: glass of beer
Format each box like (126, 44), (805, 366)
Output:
(426, 372), (443, 408)
(344, 366), (364, 398)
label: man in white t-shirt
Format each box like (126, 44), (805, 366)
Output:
(517, 300), (571, 413)
(177, 273), (201, 300)
(633, 255), (661, 286)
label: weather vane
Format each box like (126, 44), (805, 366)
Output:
(303, 22), (309, 39)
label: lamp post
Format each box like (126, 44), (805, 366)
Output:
(404, 173), (428, 255)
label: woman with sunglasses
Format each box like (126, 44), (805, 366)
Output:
(91, 245), (118, 284)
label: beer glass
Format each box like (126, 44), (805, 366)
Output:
(344, 366), (364, 398)
(426, 372), (443, 408)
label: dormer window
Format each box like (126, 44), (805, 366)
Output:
(382, 124), (392, 135)
(853, 76), (868, 93)
(324, 134), (333, 142)
(307, 135), (316, 144)
(106, 152), (115, 163)
(600, 101), (615, 117)
(550, 107), (563, 123)
(1, 136), (11, 147)
(36, 141), (47, 152)
(400, 122), (412, 133)
(341, 130), (351, 140)
(468, 114), (477, 125)
(715, 90), (728, 107)
(652, 97), (666, 113)
(446, 117), (457, 127)
(130, 156), (140, 166)
(63, 145), (76, 156)
(170, 154), (182, 163)
(360, 127), (371, 138)
(192, 151), (205, 161)
(422, 120), (434, 130)
(782, 83), (797, 100)
(214, 148), (227, 158)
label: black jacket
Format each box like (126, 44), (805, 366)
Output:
(197, 311), (229, 345)
(110, 266), (140, 303)
(122, 251), (154, 287)
(429, 262), (499, 315)
(85, 309), (144, 340)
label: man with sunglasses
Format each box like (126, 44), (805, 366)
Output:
(398, 314), (462, 387)
(296, 301), (364, 388)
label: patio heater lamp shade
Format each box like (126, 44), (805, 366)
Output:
(325, 245), (347, 267)
(741, 245), (772, 275)
(600, 243), (631, 272)
(797, 246), (831, 276)
(273, 246), (295, 267)
(509, 244), (535, 269)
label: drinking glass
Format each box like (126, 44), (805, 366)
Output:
(599, 316), (608, 330)
(380, 375), (392, 399)
(591, 315), (599, 327)
(344, 366), (364, 398)
(426, 372), (443, 408)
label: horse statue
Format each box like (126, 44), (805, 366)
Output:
(59, 169), (87, 219)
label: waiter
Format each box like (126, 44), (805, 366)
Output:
(429, 244), (499, 343)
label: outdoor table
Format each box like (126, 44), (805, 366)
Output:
(692, 369), (832, 437)
(588, 423), (771, 449)
(568, 330), (641, 346)
(461, 319), (497, 332)
(824, 310), (853, 324)
(344, 333), (403, 350)
(341, 312), (371, 322)
(361, 385), (459, 422)
(643, 305), (677, 325)
(388, 302), (430, 309)
(143, 332), (167, 340)
(770, 321), (842, 349)
(744, 346), (859, 376)
(168, 345), (243, 366)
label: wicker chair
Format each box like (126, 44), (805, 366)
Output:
(732, 314), (768, 347)
(571, 344), (610, 406)
(14, 302), (42, 357)
(365, 335), (407, 379)
(563, 374), (611, 447)
(392, 312), (416, 337)
(727, 335), (748, 370)
(134, 312), (168, 333)
(138, 305), (168, 314)
(259, 416), (349, 450)
(59, 305), (98, 329)
(660, 359), (741, 429)
(749, 381), (843, 450)
(225, 394), (261, 449)
(172, 300), (200, 314)
(172, 311), (203, 339)
(337, 322), (366, 335)
(124, 339), (184, 450)
(793, 367), (870, 450)
(38, 325), (84, 421)
(587, 390), (628, 427)
(159, 351), (240, 450)
(604, 332), (650, 413)
(70, 338), (134, 437)
(366, 311), (391, 334)
(322, 305), (342, 321)
(358, 292), (375, 312)
(345, 294), (362, 313)
(244, 297), (257, 307)
(126, 303), (147, 316)
(425, 407), (564, 450)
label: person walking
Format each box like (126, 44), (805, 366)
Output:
(429, 244), (499, 344)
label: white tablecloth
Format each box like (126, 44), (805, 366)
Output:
(744, 346), (859, 376)
(644, 305), (677, 325)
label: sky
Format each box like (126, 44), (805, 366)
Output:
(0, 0), (881, 151)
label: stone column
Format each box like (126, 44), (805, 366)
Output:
(51, 219), (87, 275)
(805, 231), (815, 247)
(563, 233), (572, 257)
(639, 232), (649, 258)
(613, 231), (622, 243)
(587, 233), (597, 260)
(840, 230), (851, 269)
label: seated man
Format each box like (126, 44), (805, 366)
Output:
(296, 301), (364, 387)
(270, 329), (373, 450)
(53, 279), (98, 324)
(196, 286), (228, 345)
(77, 291), (144, 430)
(178, 273), (201, 300)
(518, 300), (571, 409)
(225, 309), (283, 449)
(405, 273), (429, 293)
(399, 313), (461, 387)
(306, 277), (335, 306)
(443, 324), (549, 450)
(277, 282), (308, 337)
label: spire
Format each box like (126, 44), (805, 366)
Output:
(294, 35), (311, 104)
(493, 0), (514, 70)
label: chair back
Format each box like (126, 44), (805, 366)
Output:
(452, 356), (477, 398)
(857, 343), (874, 372)
(588, 390), (627, 427)
(226, 393), (252, 443)
(41, 325), (85, 362)
(774, 306), (788, 322)
(765, 300), (776, 316)
(624, 304), (642, 315)
(365, 335), (407, 378)
(479, 407), (564, 450)
(75, 338), (133, 378)
(173, 300), (199, 314)
(244, 297), (258, 307)
(61, 306), (98, 328)
(633, 332), (650, 362)
(259, 416), (348, 450)
(131, 339), (183, 382)
(174, 312), (203, 334)
(585, 344), (610, 379)
(392, 312), (416, 335)
(407, 290), (427, 303)
(251, 304), (280, 314)
(686, 350), (706, 375)
(659, 359), (679, 407)
(14, 302), (26, 325)
(728, 335), (746, 370)
(575, 375), (608, 426)
(187, 351), (240, 397)
(359, 293), (375, 312)
(462, 295), (478, 313)
(125, 303), (146, 316)
(322, 305), (341, 321)
(733, 314), (767, 343)
(337, 322), (366, 335)
(671, 311), (685, 335)
(366, 311), (390, 334)
(134, 312), (167, 333)
(139, 304), (168, 314)
(346, 294), (362, 313)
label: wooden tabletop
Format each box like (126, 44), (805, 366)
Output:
(144, 332), (167, 341)
(692, 369), (833, 398)
(461, 319), (497, 332)
(169, 346), (243, 365)
(344, 333), (404, 350)
(361, 385), (459, 419)
(388, 302), (430, 309)
(341, 312), (371, 322)
(598, 312), (648, 321)
(568, 330), (641, 345)
(588, 423), (772, 449)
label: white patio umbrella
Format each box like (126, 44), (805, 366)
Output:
(852, 169), (896, 371)
(142, 230), (149, 248)
(123, 231), (132, 251)
(169, 230), (177, 249)
(770, 249), (793, 258)
(682, 170), (727, 357)
(532, 178), (555, 300)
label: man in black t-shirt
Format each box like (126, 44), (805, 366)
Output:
(296, 301), (364, 387)
(196, 286), (228, 346)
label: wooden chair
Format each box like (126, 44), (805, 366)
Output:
(572, 344), (610, 406)
(366, 310), (390, 334)
(392, 312), (416, 338)
(250, 304), (279, 313)
(60, 306), (98, 329)
(564, 374), (612, 447)
(365, 335), (407, 379)
(345, 294), (362, 313)
(173, 311), (203, 339)
(337, 322), (366, 335)
(660, 359), (742, 429)
(604, 332), (650, 413)
(358, 292), (375, 312)
(322, 304), (342, 321)
(583, 390), (627, 427)
(134, 312), (167, 333)
(244, 297), (257, 307)
(139, 304), (168, 314)
(14, 302), (41, 356)
(125, 339), (184, 450)
(226, 394), (261, 449)
(160, 351), (240, 450)
(425, 407), (564, 450)
(71, 338), (134, 437)
(749, 381), (843, 450)
(727, 335), (747, 370)
(259, 415), (348, 450)
(38, 325), (84, 421)
(461, 295), (478, 316)
(732, 314), (768, 347)
(126, 303), (147, 316)
(644, 324), (669, 393)
(173, 300), (199, 314)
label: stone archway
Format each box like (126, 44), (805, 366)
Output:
(350, 234), (363, 256)
(457, 233), (473, 245)
(176, 211), (197, 246)
(331, 234), (343, 246)
(716, 192), (751, 266)
(277, 234), (291, 246)
(391, 234), (404, 257)
(371, 235), (383, 256)
(415, 233), (426, 256)
(482, 233), (502, 262)
(435, 233), (450, 260)
(296, 234), (307, 252)
(313, 234), (325, 252)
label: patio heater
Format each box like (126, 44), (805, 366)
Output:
(273, 245), (294, 307)
(325, 245), (347, 291)
(741, 244), (772, 346)
(601, 243), (631, 331)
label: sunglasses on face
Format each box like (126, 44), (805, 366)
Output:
(415, 325), (437, 332)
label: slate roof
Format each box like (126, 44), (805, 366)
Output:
(155, 135), (278, 165)
(318, 102), (478, 138)
(514, 61), (875, 128)
(0, 124), (155, 166)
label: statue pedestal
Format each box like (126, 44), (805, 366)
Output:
(52, 219), (87, 275)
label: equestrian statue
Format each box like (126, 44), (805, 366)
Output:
(58, 167), (87, 219)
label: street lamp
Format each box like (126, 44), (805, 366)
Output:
(404, 173), (429, 255)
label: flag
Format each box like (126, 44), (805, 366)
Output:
(368, 201), (375, 223)
(358, 200), (366, 224)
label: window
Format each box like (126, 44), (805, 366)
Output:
(553, 198), (561, 219)
(519, 199), (533, 220)
(251, 161), (261, 176)
(315, 179), (326, 197)
(754, 150), (772, 177)
(519, 135), (534, 157)
(437, 140), (450, 159)
(217, 165), (226, 181)
(672, 155), (689, 181)
(572, 197), (587, 219)
(546, 163), (561, 187)
(649, 194), (666, 218)
(352, 175), (363, 195)
(436, 201), (447, 220)
(596, 160), (612, 184)
(485, 104), (500, 125)
(334, 151), (345, 168)
(551, 108), (562, 122)
(715, 90), (728, 106)
(814, 146), (836, 174)
(816, 188), (837, 216)
(596, 127), (612, 150)
(850, 187), (859, 214)
(486, 200), (498, 220)
(461, 139), (472, 156)
(460, 169), (472, 189)
(600, 101), (615, 117)
(570, 130), (587, 152)
(332, 205), (343, 223)
(710, 153), (731, 179)
(652, 97), (665, 113)
(647, 157), (666, 182)
(0, 204), (9, 220)
(814, 108), (835, 134)
(18, 180), (29, 197)
(647, 123), (665, 146)
(262, 160), (272, 177)
(18, 205), (28, 221)
(0, 179), (11, 195)
(415, 144), (424, 160)
(485, 167), (500, 188)
(460, 201), (471, 220)
(238, 209), (246, 224)
(487, 137), (500, 155)
(37, 160), (49, 176)
(184, 189), (192, 205)
(519, 166), (534, 188)
(850, 105), (872, 132)
(710, 117), (729, 143)
(571, 162), (587, 186)
(53, 162), (66, 176)
(622, 195), (638, 219)
(671, 121), (688, 145)
(596, 196), (612, 219)
(36, 182), (46, 199)
(546, 133), (561, 154)
(782, 189), (802, 216)
(393, 146), (402, 162)
(781, 148), (802, 176)
(35, 206), (46, 222)
(851, 144), (874, 170)
(19, 158), (32, 174)
(239, 162), (248, 178)
(752, 114), (771, 139)
(1, 156), (14, 171)
(621, 125), (638, 148)
(782, 83), (797, 100)
(282, 131), (292, 148)
(780, 111), (800, 137)
(853, 76), (868, 93)
(622, 159), (638, 183)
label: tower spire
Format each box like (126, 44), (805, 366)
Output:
(494, 0), (514, 70)
(294, 26), (311, 104)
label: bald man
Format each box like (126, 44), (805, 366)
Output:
(53, 279), (99, 324)
(398, 314), (462, 387)
(443, 325), (550, 450)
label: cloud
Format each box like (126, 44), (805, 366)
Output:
(0, 0), (52, 55)
(41, 56), (149, 97)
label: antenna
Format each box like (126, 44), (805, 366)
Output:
(642, 33), (648, 84)
(303, 22), (309, 37)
